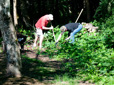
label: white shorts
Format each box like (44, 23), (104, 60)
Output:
(36, 28), (43, 36)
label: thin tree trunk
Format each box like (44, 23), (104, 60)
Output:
(13, 0), (18, 26)
(0, 0), (21, 77)
(86, 0), (91, 22)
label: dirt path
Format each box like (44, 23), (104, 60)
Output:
(0, 46), (95, 85)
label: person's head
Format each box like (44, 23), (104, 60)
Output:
(47, 14), (53, 21)
(60, 26), (67, 33)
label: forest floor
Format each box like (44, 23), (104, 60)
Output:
(0, 45), (95, 85)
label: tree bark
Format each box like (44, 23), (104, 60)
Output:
(0, 0), (21, 77)
(13, 0), (18, 26)
(86, 0), (91, 22)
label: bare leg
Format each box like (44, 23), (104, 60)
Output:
(33, 34), (39, 47)
(39, 34), (44, 49)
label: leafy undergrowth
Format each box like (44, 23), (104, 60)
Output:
(0, 15), (114, 85)
(39, 16), (114, 85)
(0, 44), (113, 85)
(0, 50), (96, 85)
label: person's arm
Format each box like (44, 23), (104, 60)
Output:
(41, 18), (53, 30)
(55, 32), (64, 44)
(65, 36), (70, 40)
(42, 26), (53, 30)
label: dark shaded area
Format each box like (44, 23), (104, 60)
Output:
(22, 57), (69, 81)
(17, 33), (27, 49)
(0, 51), (78, 85)
(16, 0), (100, 29)
(0, 53), (7, 85)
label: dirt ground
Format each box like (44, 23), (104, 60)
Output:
(0, 45), (95, 85)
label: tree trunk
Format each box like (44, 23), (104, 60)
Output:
(86, 0), (91, 22)
(0, 0), (21, 77)
(13, 0), (18, 26)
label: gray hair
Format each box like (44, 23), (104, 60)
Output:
(48, 14), (53, 20)
(60, 26), (66, 32)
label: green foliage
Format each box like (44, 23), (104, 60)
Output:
(17, 26), (35, 44)
(94, 0), (114, 21)
(15, 7), (114, 84)
(37, 15), (114, 84)
(100, 15), (114, 48)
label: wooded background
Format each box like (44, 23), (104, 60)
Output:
(0, 0), (113, 78)
(11, 0), (100, 28)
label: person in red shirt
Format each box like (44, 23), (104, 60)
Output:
(33, 14), (54, 49)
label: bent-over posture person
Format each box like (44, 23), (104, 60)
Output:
(56, 23), (83, 44)
(33, 14), (54, 49)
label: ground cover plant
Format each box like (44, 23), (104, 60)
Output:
(36, 15), (114, 85)
(0, 0), (114, 85)
(1, 15), (113, 85)
(0, 20), (114, 85)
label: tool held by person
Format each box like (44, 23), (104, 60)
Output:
(55, 9), (84, 46)
(51, 25), (56, 42)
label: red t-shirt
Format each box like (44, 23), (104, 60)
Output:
(35, 15), (49, 30)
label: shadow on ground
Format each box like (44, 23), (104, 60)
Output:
(0, 51), (73, 85)
(0, 48), (95, 85)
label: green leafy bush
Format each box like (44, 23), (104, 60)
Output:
(94, 0), (114, 21)
(40, 15), (114, 84)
